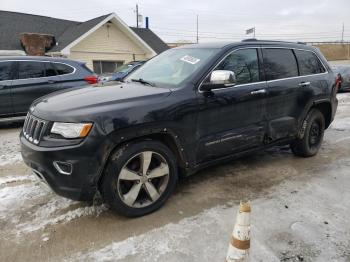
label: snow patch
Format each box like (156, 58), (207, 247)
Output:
(330, 117), (350, 131)
(0, 152), (22, 166)
(0, 129), (22, 166)
(0, 181), (47, 221)
(69, 206), (277, 262)
(17, 201), (108, 234)
(0, 175), (35, 185)
(0, 175), (107, 236)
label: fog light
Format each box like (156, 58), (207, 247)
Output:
(53, 161), (73, 175)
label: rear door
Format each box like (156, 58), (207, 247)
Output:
(11, 61), (61, 114)
(294, 49), (328, 98)
(262, 48), (301, 140)
(0, 61), (15, 116)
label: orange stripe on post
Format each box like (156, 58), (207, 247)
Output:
(230, 236), (250, 250)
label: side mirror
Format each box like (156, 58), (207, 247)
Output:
(201, 70), (236, 92)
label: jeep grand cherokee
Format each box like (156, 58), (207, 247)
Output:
(21, 40), (338, 217)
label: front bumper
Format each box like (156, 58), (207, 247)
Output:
(20, 133), (108, 201)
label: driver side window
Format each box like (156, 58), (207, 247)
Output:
(215, 48), (260, 85)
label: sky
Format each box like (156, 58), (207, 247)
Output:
(1, 0), (350, 43)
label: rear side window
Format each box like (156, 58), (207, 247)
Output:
(44, 62), (57, 77)
(0, 62), (12, 81)
(295, 50), (326, 75)
(80, 63), (94, 74)
(18, 61), (45, 79)
(262, 49), (298, 80)
(54, 63), (74, 75)
(215, 48), (260, 85)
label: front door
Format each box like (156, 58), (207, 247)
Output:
(0, 61), (15, 117)
(11, 61), (61, 115)
(196, 48), (268, 163)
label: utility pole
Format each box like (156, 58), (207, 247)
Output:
(196, 14), (199, 43)
(136, 4), (139, 28)
(341, 22), (344, 43)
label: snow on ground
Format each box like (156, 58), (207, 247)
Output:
(0, 152), (22, 166)
(0, 128), (22, 166)
(0, 175), (34, 185)
(330, 117), (350, 131)
(69, 157), (350, 262)
(0, 126), (107, 237)
(0, 172), (106, 237)
(330, 93), (350, 131)
(69, 205), (279, 262)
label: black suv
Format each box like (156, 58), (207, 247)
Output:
(0, 56), (97, 121)
(21, 40), (338, 217)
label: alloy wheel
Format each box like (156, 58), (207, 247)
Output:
(309, 120), (321, 147)
(117, 151), (170, 208)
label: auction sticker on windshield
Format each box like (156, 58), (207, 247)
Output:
(180, 55), (201, 65)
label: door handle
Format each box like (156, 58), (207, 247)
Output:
(47, 80), (55, 84)
(250, 89), (266, 95)
(299, 81), (310, 87)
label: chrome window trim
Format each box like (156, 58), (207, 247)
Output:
(266, 72), (328, 84)
(0, 60), (76, 81)
(198, 45), (329, 93)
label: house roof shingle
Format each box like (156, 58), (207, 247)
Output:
(50, 14), (111, 52)
(130, 27), (169, 54)
(0, 10), (168, 54)
(0, 10), (77, 51)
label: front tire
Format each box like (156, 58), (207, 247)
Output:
(291, 109), (325, 157)
(101, 140), (178, 217)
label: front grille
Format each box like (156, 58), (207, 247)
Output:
(23, 114), (48, 145)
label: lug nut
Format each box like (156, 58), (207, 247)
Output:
(148, 179), (151, 182)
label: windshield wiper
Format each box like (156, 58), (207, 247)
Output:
(131, 78), (155, 87)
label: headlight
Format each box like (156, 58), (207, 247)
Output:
(51, 122), (93, 139)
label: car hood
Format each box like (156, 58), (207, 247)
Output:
(31, 82), (172, 121)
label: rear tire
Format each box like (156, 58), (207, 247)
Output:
(291, 109), (325, 157)
(101, 140), (178, 217)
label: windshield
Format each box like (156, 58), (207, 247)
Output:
(126, 48), (217, 87)
(115, 64), (134, 73)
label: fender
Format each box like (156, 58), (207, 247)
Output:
(93, 123), (192, 185)
(110, 124), (189, 163)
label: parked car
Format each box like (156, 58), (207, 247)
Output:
(331, 65), (350, 92)
(98, 61), (145, 83)
(21, 40), (338, 217)
(0, 56), (97, 121)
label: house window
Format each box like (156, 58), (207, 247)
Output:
(93, 60), (124, 74)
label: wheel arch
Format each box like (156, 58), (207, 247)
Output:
(96, 130), (189, 189)
(311, 100), (332, 129)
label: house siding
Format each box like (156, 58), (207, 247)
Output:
(69, 24), (152, 70)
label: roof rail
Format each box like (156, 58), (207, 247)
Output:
(241, 38), (258, 42)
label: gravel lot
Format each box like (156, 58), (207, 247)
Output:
(1, 93), (350, 262)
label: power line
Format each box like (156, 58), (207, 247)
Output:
(152, 27), (343, 37)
